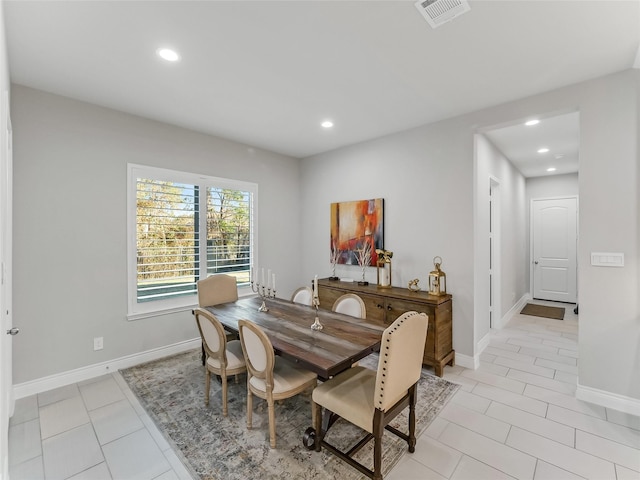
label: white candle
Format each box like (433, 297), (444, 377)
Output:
(314, 275), (319, 299)
(272, 273), (276, 291)
(268, 269), (271, 288)
(261, 268), (265, 285)
(380, 269), (389, 286)
(250, 267), (253, 284)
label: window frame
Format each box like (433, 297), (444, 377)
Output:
(127, 164), (258, 320)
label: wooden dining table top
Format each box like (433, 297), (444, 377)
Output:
(203, 296), (384, 380)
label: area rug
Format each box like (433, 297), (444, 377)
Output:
(520, 303), (565, 320)
(121, 349), (459, 480)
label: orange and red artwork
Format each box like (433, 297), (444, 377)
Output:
(330, 198), (384, 265)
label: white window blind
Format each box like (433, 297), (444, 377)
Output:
(136, 179), (199, 303)
(128, 165), (257, 319)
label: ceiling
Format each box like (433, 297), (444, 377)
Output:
(484, 111), (580, 178)
(4, 1), (640, 172)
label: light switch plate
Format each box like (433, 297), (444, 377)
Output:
(591, 252), (624, 267)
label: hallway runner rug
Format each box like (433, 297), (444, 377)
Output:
(520, 303), (565, 320)
(121, 349), (459, 480)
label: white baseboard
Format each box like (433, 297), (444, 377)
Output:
(455, 352), (477, 370)
(495, 293), (531, 330)
(576, 383), (640, 417)
(475, 331), (491, 365)
(13, 338), (201, 400)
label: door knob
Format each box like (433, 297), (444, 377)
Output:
(534, 261), (539, 264)
(6, 327), (19, 336)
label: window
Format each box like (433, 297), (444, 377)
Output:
(127, 164), (257, 319)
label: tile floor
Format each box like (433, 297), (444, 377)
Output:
(8, 301), (640, 479)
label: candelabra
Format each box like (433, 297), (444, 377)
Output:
(310, 295), (323, 330)
(251, 279), (275, 312)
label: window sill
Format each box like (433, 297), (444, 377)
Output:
(127, 304), (197, 321)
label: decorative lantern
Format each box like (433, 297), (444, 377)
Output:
(375, 249), (393, 288)
(428, 256), (446, 296)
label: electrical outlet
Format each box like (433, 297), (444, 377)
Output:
(93, 337), (103, 351)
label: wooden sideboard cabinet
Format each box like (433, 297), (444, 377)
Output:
(317, 278), (454, 377)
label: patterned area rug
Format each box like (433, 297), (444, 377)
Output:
(121, 349), (459, 480)
(520, 303), (565, 320)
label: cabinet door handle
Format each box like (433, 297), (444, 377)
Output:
(377, 304), (384, 309)
(387, 305), (392, 311)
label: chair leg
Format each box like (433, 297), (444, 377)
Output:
(267, 395), (277, 448)
(204, 370), (210, 406)
(373, 409), (384, 480)
(246, 382), (253, 429)
(314, 402), (323, 452)
(221, 374), (228, 416)
(408, 384), (417, 453)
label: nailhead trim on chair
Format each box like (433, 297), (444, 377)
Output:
(376, 314), (412, 409)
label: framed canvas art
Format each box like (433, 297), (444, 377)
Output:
(330, 198), (384, 265)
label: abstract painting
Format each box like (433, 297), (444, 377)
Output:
(330, 198), (384, 265)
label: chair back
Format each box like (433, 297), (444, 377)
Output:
(197, 274), (238, 307)
(238, 319), (275, 385)
(291, 286), (313, 306)
(194, 308), (228, 364)
(374, 311), (428, 412)
(332, 293), (366, 319)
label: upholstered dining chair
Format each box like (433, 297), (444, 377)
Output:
(311, 311), (429, 480)
(238, 319), (318, 448)
(197, 274), (239, 364)
(332, 293), (366, 319)
(197, 273), (238, 307)
(194, 308), (246, 416)
(290, 286), (313, 306)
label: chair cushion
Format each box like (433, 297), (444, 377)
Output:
(312, 366), (376, 433)
(207, 339), (246, 371)
(249, 357), (317, 394)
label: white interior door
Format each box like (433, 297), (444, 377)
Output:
(0, 91), (13, 479)
(532, 197), (577, 303)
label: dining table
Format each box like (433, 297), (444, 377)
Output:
(203, 295), (385, 381)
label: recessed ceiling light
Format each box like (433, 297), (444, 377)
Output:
(537, 147), (549, 154)
(547, 167), (556, 172)
(157, 48), (180, 62)
(525, 119), (540, 126)
(321, 120), (334, 128)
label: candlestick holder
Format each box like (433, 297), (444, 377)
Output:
(310, 296), (323, 331)
(251, 280), (276, 312)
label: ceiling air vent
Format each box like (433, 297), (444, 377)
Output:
(414, 0), (471, 28)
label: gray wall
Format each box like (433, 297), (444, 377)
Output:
(10, 69), (640, 403)
(300, 70), (639, 401)
(475, 134), (528, 342)
(301, 118), (477, 359)
(11, 85), (302, 384)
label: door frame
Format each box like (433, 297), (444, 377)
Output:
(0, 89), (13, 479)
(529, 195), (579, 303)
(489, 176), (501, 328)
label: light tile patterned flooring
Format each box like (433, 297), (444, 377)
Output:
(8, 301), (640, 479)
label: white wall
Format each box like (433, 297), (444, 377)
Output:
(0, 3), (11, 477)
(475, 134), (528, 341)
(9, 69), (640, 406)
(301, 69), (639, 404)
(11, 85), (302, 384)
(301, 118), (477, 361)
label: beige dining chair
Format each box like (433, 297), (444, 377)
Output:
(197, 273), (238, 307)
(311, 311), (428, 480)
(197, 273), (239, 365)
(332, 293), (366, 319)
(238, 319), (318, 448)
(290, 286), (313, 306)
(194, 308), (246, 416)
